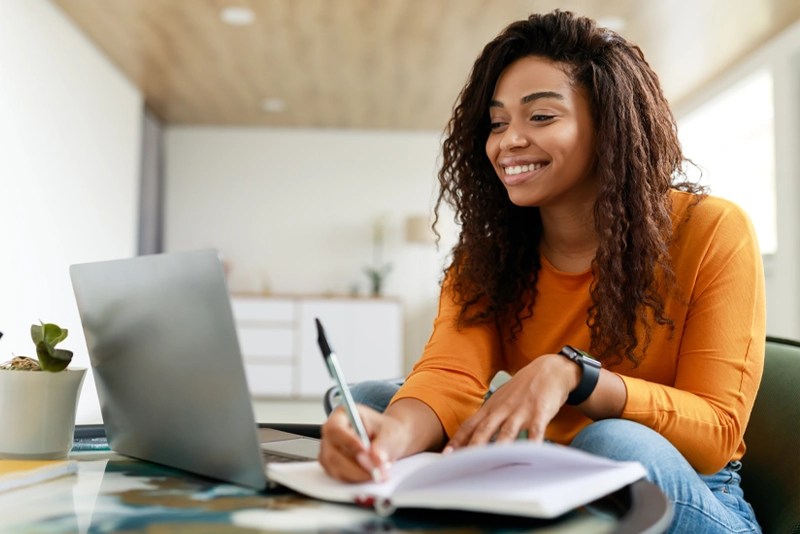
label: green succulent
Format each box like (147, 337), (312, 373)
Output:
(31, 322), (74, 372)
(0, 322), (74, 372)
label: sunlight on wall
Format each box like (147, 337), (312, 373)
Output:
(679, 69), (777, 254)
(0, 0), (141, 423)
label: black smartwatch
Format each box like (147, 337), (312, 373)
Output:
(558, 345), (601, 405)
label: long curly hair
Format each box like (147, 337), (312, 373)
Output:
(435, 10), (704, 366)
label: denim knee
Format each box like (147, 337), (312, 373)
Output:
(571, 420), (675, 467)
(571, 419), (698, 482)
(348, 379), (403, 413)
(571, 419), (760, 533)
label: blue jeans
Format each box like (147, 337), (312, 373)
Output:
(345, 380), (762, 533)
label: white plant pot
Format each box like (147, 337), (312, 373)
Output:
(0, 368), (86, 459)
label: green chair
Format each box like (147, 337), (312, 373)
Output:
(740, 336), (800, 533)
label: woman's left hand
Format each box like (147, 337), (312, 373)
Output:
(445, 353), (580, 451)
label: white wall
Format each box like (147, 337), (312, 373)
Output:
(164, 127), (457, 369)
(0, 0), (142, 423)
(675, 19), (800, 340)
(166, 16), (800, 369)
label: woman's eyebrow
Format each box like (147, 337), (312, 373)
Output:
(521, 91), (564, 104)
(489, 91), (565, 108)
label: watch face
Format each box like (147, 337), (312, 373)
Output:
(560, 346), (580, 360)
(560, 346), (601, 367)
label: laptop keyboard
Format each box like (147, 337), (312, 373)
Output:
(261, 450), (307, 464)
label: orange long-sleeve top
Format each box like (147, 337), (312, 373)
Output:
(393, 190), (766, 475)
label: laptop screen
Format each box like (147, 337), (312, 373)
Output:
(70, 249), (271, 489)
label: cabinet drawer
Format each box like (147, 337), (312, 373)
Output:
(244, 363), (293, 397)
(238, 327), (294, 358)
(297, 299), (403, 396)
(231, 298), (295, 323)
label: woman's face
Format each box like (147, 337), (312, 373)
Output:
(485, 56), (597, 209)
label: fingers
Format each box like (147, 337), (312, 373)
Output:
(319, 405), (391, 483)
(446, 404), (512, 451)
(493, 419), (524, 444)
(520, 420), (547, 443)
(446, 414), (547, 454)
(320, 407), (371, 482)
(465, 411), (507, 445)
(364, 442), (391, 480)
(445, 391), (552, 453)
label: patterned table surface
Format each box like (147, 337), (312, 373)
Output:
(0, 431), (666, 534)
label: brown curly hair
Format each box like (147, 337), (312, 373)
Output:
(434, 10), (704, 366)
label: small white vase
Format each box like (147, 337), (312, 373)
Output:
(0, 368), (86, 459)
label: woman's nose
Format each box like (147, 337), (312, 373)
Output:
(499, 124), (530, 150)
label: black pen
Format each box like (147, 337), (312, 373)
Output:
(315, 318), (381, 482)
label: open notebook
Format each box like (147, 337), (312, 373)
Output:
(267, 440), (647, 518)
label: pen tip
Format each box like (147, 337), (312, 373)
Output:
(315, 318), (324, 339)
(315, 318), (331, 356)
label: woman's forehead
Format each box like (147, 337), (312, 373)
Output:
(492, 56), (579, 101)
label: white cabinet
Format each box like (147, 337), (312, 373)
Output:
(230, 296), (403, 398)
(296, 299), (403, 397)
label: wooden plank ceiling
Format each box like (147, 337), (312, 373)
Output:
(53, 0), (800, 130)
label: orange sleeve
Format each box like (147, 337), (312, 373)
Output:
(390, 277), (503, 439)
(619, 197), (765, 474)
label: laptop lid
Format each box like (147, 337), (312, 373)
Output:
(70, 249), (290, 489)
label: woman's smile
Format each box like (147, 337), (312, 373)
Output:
(486, 55), (597, 209)
(501, 161), (549, 186)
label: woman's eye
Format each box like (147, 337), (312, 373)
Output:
(489, 121), (507, 131)
(531, 114), (555, 122)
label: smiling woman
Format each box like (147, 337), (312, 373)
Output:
(319, 10), (766, 533)
(485, 56), (597, 222)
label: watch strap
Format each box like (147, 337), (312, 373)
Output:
(559, 345), (601, 405)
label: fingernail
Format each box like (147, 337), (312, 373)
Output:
(370, 467), (384, 483)
(442, 445), (453, 455)
(376, 448), (389, 464)
(356, 451), (373, 471)
(372, 448), (390, 481)
(357, 451), (384, 482)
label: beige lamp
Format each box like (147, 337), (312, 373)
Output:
(405, 215), (435, 245)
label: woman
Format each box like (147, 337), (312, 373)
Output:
(321, 10), (764, 532)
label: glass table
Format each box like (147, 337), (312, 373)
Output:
(0, 426), (672, 533)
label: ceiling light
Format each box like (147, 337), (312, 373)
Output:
(261, 98), (287, 113)
(220, 6), (255, 26)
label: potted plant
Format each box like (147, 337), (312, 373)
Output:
(0, 323), (86, 459)
(363, 216), (393, 297)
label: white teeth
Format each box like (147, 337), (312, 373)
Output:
(504, 163), (544, 176)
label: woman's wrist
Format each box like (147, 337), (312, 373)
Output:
(542, 353), (582, 400)
(385, 398), (446, 454)
(558, 346), (602, 405)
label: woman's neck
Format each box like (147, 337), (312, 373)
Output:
(539, 204), (598, 273)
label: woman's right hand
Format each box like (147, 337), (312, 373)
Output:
(319, 404), (406, 483)
(319, 398), (445, 483)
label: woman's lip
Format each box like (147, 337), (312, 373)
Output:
(499, 159), (547, 167)
(502, 163), (547, 185)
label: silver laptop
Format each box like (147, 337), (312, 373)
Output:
(70, 249), (320, 490)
